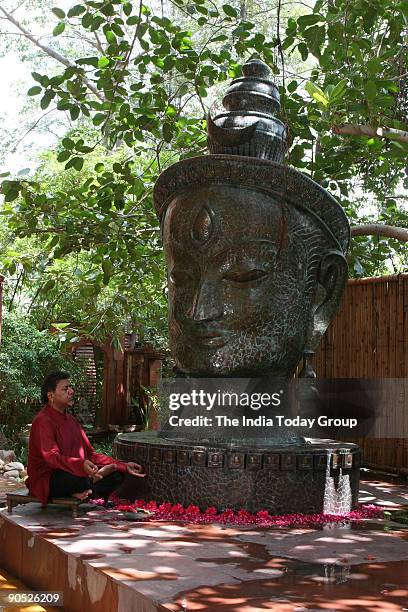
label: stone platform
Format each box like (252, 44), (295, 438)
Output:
(0, 477), (408, 612)
(113, 432), (361, 514)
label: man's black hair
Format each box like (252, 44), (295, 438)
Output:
(41, 371), (70, 404)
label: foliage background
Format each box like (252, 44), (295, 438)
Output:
(0, 310), (86, 450)
(0, 0), (406, 357)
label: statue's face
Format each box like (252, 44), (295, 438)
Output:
(163, 185), (320, 377)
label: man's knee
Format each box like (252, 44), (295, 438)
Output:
(50, 470), (91, 496)
(101, 471), (125, 487)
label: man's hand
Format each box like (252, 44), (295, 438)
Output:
(83, 459), (98, 477)
(93, 464), (117, 481)
(126, 462), (146, 477)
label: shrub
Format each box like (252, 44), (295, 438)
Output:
(0, 310), (84, 442)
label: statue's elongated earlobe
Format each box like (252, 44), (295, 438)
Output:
(305, 251), (348, 354)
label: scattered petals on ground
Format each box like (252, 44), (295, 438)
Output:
(90, 496), (383, 527)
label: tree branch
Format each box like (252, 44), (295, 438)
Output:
(332, 123), (408, 144)
(101, 0), (143, 134)
(10, 107), (56, 153)
(351, 224), (408, 242)
(0, 5), (104, 101)
(93, 31), (105, 55)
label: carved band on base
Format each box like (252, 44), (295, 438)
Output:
(114, 432), (361, 515)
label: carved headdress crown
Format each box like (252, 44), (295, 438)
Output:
(153, 59), (350, 254)
(207, 58), (287, 162)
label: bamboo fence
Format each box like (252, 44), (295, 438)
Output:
(314, 273), (408, 473)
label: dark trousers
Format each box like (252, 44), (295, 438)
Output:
(49, 469), (125, 501)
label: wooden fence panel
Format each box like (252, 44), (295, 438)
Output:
(314, 273), (408, 472)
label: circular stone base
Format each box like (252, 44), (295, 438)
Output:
(114, 432), (361, 515)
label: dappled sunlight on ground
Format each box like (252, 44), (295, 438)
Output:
(1, 472), (408, 610)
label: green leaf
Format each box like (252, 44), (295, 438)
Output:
(287, 80), (298, 93)
(297, 13), (323, 29)
(28, 86), (42, 96)
(303, 25), (325, 55)
(65, 156), (84, 171)
(102, 260), (112, 284)
(53, 21), (66, 36)
(77, 56), (99, 67)
(222, 4), (238, 18)
(40, 90), (55, 109)
(81, 12), (93, 28)
(111, 23), (124, 37)
(286, 16), (297, 32)
(93, 113), (106, 125)
(350, 42), (363, 64)
(281, 36), (295, 51)
(119, 103), (131, 118)
(376, 95), (396, 109)
(32, 72), (44, 83)
(42, 279), (56, 292)
(162, 121), (173, 142)
(57, 150), (71, 162)
(104, 29), (117, 44)
(62, 137), (75, 149)
(123, 2), (132, 16)
(95, 163), (105, 172)
(100, 3), (115, 17)
(98, 57), (110, 69)
(298, 42), (308, 61)
(367, 57), (382, 76)
(70, 106), (80, 120)
(90, 16), (105, 31)
(126, 15), (140, 25)
(52, 7), (65, 19)
(4, 189), (20, 202)
(67, 5), (85, 18)
(305, 81), (329, 107)
(365, 80), (377, 102)
(330, 79), (348, 101)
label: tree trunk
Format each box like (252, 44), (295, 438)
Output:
(351, 224), (408, 242)
(332, 124), (408, 144)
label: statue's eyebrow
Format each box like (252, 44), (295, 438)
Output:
(213, 239), (277, 258)
(167, 239), (277, 258)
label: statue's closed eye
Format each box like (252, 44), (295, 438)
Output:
(223, 269), (269, 283)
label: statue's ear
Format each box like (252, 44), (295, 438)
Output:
(307, 251), (348, 351)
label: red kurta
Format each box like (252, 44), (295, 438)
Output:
(27, 404), (127, 505)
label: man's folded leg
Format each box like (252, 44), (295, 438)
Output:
(50, 469), (93, 499)
(93, 471), (125, 503)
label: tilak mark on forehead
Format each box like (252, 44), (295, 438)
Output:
(191, 205), (215, 246)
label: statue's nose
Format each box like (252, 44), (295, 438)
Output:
(188, 280), (223, 321)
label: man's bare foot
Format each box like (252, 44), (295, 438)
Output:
(72, 489), (92, 501)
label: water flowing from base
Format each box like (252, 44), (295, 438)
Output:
(323, 450), (352, 514)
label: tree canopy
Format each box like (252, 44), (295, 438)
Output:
(0, 0), (406, 344)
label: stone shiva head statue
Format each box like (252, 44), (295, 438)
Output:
(154, 59), (349, 379)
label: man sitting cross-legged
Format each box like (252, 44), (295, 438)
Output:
(27, 371), (145, 506)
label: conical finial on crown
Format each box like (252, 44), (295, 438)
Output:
(207, 58), (287, 162)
